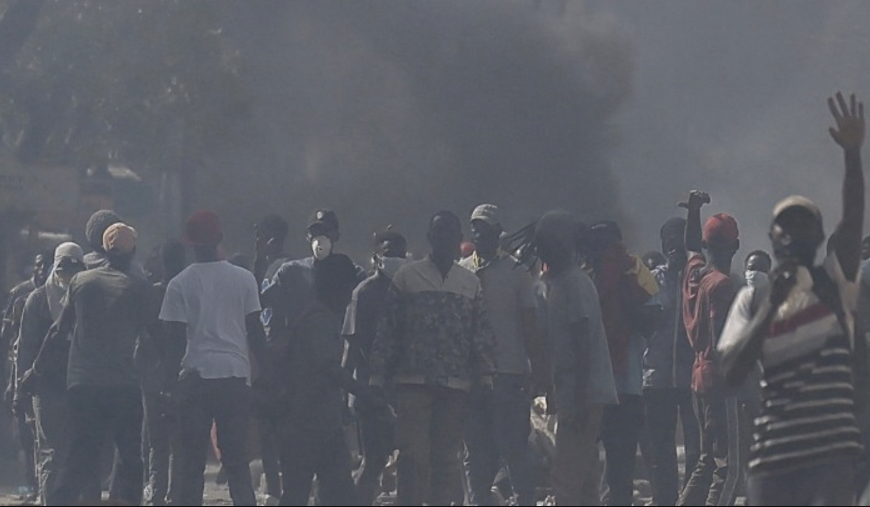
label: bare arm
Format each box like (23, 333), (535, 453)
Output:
(721, 261), (798, 386)
(828, 92), (865, 281)
(246, 311), (268, 380)
(680, 191), (711, 255)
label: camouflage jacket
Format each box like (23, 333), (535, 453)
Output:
(369, 258), (496, 392)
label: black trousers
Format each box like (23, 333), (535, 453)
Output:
(176, 376), (256, 506)
(51, 386), (143, 506)
(644, 387), (701, 506)
(601, 394), (644, 506)
(278, 421), (358, 506)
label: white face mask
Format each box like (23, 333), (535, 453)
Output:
(745, 270), (769, 288)
(377, 255), (408, 279)
(311, 236), (333, 261)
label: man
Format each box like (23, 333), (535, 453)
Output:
(719, 92), (865, 506)
(15, 243), (93, 505)
(253, 214), (291, 288)
(159, 210), (267, 507)
(676, 193), (740, 507)
(142, 240), (185, 506)
(369, 211), (496, 506)
(261, 209), (357, 353)
(82, 209), (123, 270)
(587, 220), (658, 507)
(2, 250), (51, 500)
(273, 253), (385, 506)
(744, 250), (772, 289)
(25, 224), (154, 506)
(459, 204), (547, 507)
(250, 214), (289, 500)
(343, 228), (409, 505)
(643, 218), (700, 507)
(533, 210), (618, 506)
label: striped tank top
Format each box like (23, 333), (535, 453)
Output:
(751, 301), (863, 475)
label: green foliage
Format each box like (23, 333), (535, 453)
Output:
(0, 0), (249, 170)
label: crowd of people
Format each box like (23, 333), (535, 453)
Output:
(0, 93), (867, 506)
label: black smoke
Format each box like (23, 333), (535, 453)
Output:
(197, 1), (633, 260)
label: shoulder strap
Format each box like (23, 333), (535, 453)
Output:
(809, 267), (853, 348)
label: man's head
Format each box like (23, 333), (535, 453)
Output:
(52, 242), (85, 286)
(85, 210), (122, 253)
(185, 209), (223, 249)
(660, 217), (687, 270)
(588, 221), (623, 261)
(861, 236), (870, 261)
(703, 213), (740, 269)
(307, 209), (340, 261)
(745, 250), (772, 274)
(257, 214), (289, 257)
(373, 228), (408, 278)
(314, 253), (359, 314)
(374, 228), (407, 259)
(102, 223), (138, 270)
(32, 250), (53, 287)
(469, 204), (503, 258)
(534, 210), (578, 273)
(769, 196), (824, 267)
(161, 240), (186, 281)
(428, 211), (463, 263)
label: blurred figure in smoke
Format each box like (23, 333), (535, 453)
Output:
(643, 218), (700, 506)
(369, 211), (496, 506)
(30, 224), (155, 506)
(676, 192), (740, 507)
(14, 244), (95, 505)
(744, 250), (772, 289)
(250, 213), (291, 501)
(271, 253), (387, 506)
(719, 92), (866, 506)
(587, 221), (659, 506)
(643, 251), (667, 272)
(343, 227), (409, 505)
(460, 204), (546, 506)
(160, 211), (267, 506)
(2, 249), (52, 501)
(533, 210), (618, 506)
(142, 240), (186, 506)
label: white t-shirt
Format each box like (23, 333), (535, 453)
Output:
(159, 261), (262, 381)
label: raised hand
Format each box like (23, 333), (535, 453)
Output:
(828, 92), (865, 152)
(678, 190), (711, 210)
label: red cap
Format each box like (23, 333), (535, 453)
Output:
(703, 213), (739, 248)
(460, 241), (476, 259)
(185, 210), (223, 247)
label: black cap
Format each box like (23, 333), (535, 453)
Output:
(308, 209), (340, 235)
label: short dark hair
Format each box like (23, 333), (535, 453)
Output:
(429, 211), (461, 231)
(745, 249), (772, 269)
(258, 214), (289, 241)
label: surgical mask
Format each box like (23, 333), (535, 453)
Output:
(744, 270), (769, 289)
(377, 255), (408, 279)
(311, 236), (332, 261)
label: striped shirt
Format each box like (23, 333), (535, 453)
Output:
(720, 253), (863, 476)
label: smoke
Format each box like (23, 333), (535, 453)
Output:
(196, 1), (633, 260)
(591, 0), (870, 258)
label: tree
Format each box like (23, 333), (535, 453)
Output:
(0, 0), (249, 170)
